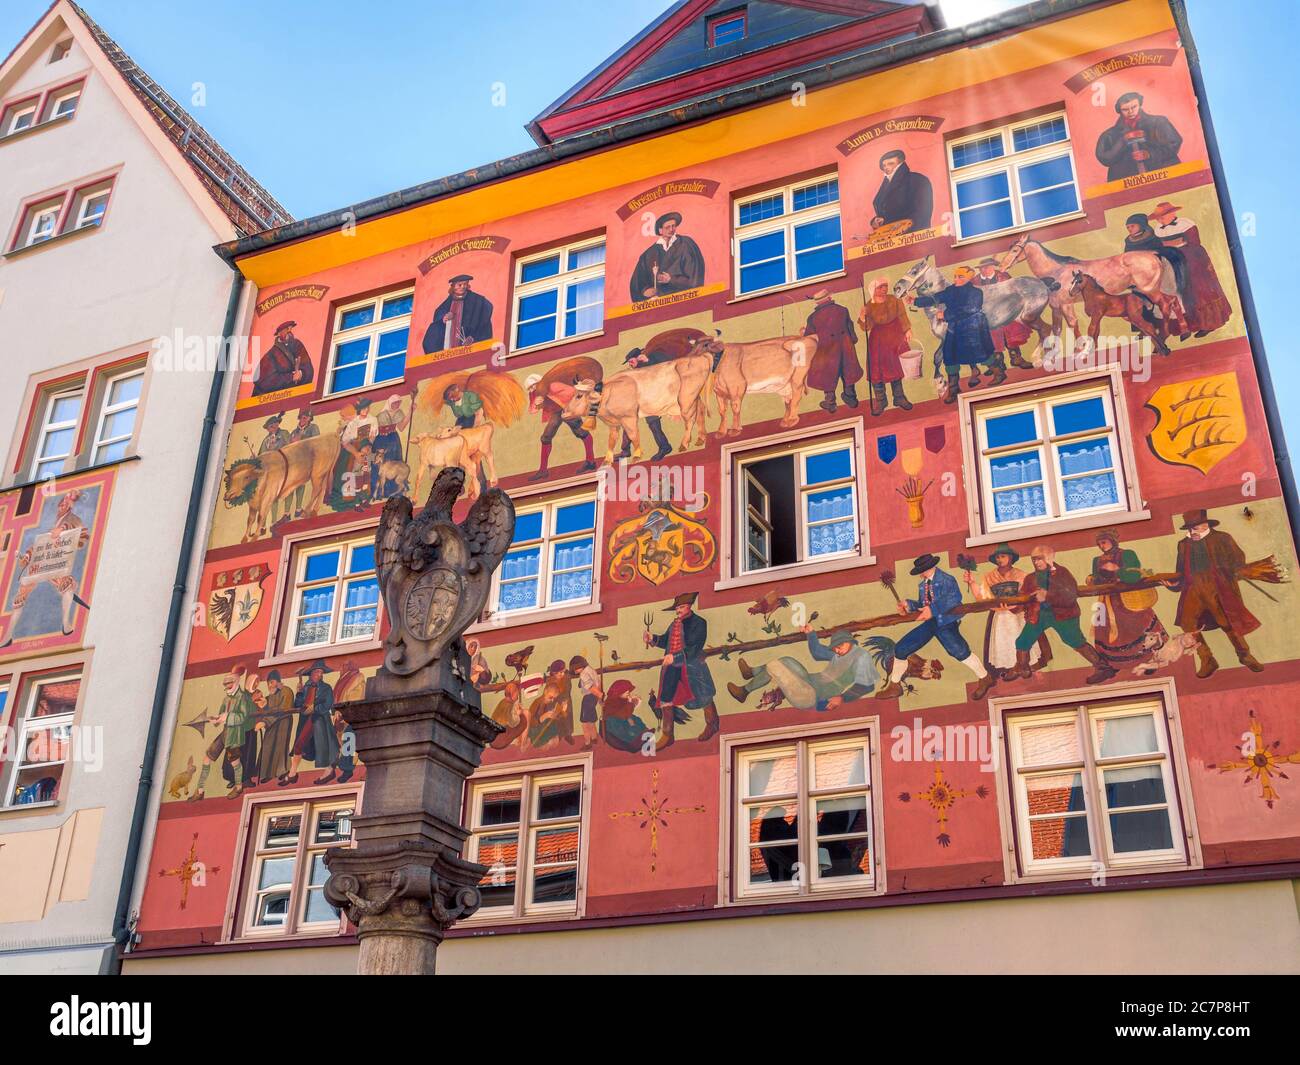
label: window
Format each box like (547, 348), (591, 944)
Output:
(731, 732), (877, 900)
(3, 673), (81, 807)
(42, 85), (81, 122)
(325, 289), (412, 395)
(19, 198), (62, 248)
(466, 768), (585, 919)
(8, 174), (116, 253)
(494, 495), (596, 615)
(2, 98), (38, 135)
(50, 39), (73, 63)
(971, 380), (1129, 533)
(512, 239), (605, 351)
(90, 369), (143, 464)
(947, 112), (1081, 239)
(285, 536), (380, 651)
(736, 438), (858, 575)
(734, 176), (843, 296)
(708, 9), (747, 46)
(1005, 698), (1188, 878)
(239, 795), (357, 937)
(71, 183), (111, 230)
(31, 387), (84, 481)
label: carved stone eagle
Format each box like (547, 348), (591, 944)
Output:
(374, 467), (515, 684)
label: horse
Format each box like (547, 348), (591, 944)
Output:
(893, 255), (1056, 379)
(1001, 233), (1187, 339)
(1067, 270), (1171, 356)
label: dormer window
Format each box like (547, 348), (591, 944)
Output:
(708, 9), (747, 47)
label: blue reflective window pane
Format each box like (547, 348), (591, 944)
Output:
(956, 171), (1010, 209)
(344, 580), (378, 609)
(334, 338), (370, 367)
(1013, 117), (1068, 152)
(519, 289), (558, 320)
(374, 354), (405, 383)
(794, 214), (841, 252)
(796, 244), (843, 280)
(1057, 438), (1113, 476)
(551, 536), (594, 575)
(989, 450), (1042, 489)
(565, 303), (603, 338)
(992, 485), (1047, 523)
(498, 578), (539, 612)
(804, 448), (852, 485)
(516, 317), (556, 349)
(740, 260), (786, 293)
(806, 486), (854, 525)
(1052, 396), (1108, 436)
(1019, 154), (1075, 194)
(792, 179), (839, 212)
(1061, 471), (1119, 512)
(555, 500), (596, 535)
(304, 551), (341, 582)
(739, 230), (785, 266)
(711, 15), (746, 45)
(738, 194), (784, 226)
(340, 305), (375, 331)
(951, 133), (1005, 168)
(330, 363), (367, 393)
(349, 543), (375, 574)
(985, 410), (1038, 448)
(377, 329), (408, 356)
(959, 201), (1015, 238)
(512, 512), (544, 543)
(1024, 184), (1080, 223)
(381, 294), (414, 319)
(501, 547), (541, 582)
(521, 255), (560, 283)
(567, 243), (605, 270)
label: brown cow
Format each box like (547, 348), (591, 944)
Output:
(224, 433), (342, 542)
(710, 335), (816, 436)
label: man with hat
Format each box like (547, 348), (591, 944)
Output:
(256, 668), (297, 786)
(629, 211), (705, 301)
(644, 591), (719, 746)
(1163, 510), (1262, 677)
(286, 659), (340, 785)
(423, 274), (494, 354)
(876, 553), (996, 700)
(909, 266), (1000, 402)
(286, 408), (319, 519)
(871, 149), (933, 232)
(253, 321), (313, 396)
(1010, 545), (1115, 684)
(616, 345), (677, 461)
(803, 289), (863, 412)
(258, 413), (291, 525)
(1095, 91), (1183, 181)
(729, 622), (878, 711)
(962, 542), (1048, 677)
(190, 668), (258, 800)
(1149, 202), (1232, 336)
(974, 258), (1035, 371)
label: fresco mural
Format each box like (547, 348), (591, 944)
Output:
(133, 4), (1300, 952)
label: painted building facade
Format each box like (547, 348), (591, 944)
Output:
(124, 0), (1300, 974)
(0, 2), (284, 973)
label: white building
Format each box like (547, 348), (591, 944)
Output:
(0, 0), (284, 973)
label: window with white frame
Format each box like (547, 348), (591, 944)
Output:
(734, 175), (843, 296)
(512, 238), (605, 351)
(285, 535), (380, 651)
(2, 98), (38, 135)
(42, 84), (82, 122)
(21, 199), (62, 247)
(325, 289), (413, 395)
(494, 495), (596, 616)
(90, 369), (143, 464)
(239, 795), (357, 937)
(466, 768), (584, 919)
(732, 732), (875, 899)
(31, 387), (84, 481)
(1005, 698), (1187, 878)
(3, 673), (81, 807)
(972, 381), (1129, 533)
(947, 112), (1081, 240)
(71, 183), (111, 230)
(736, 436), (858, 575)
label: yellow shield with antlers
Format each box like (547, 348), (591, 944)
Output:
(1145, 371), (1245, 474)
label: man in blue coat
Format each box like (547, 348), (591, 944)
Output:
(876, 554), (996, 701)
(911, 266), (1004, 402)
(645, 591), (719, 747)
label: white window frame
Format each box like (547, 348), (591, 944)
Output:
(973, 379), (1129, 536)
(2, 672), (81, 809)
(491, 492), (597, 618)
(510, 237), (606, 354)
(732, 174), (843, 297)
(947, 111), (1082, 242)
(734, 434), (859, 578)
(23, 201), (62, 247)
(724, 722), (884, 904)
(90, 368), (143, 465)
(464, 762), (588, 922)
(1004, 698), (1188, 880)
(3, 100), (38, 135)
(30, 385), (84, 481)
(237, 794), (359, 940)
(323, 288), (413, 397)
(45, 86), (81, 121)
(72, 184), (111, 230)
(284, 535), (380, 652)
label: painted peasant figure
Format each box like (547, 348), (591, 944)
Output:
(909, 266), (998, 403)
(1087, 528), (1166, 672)
(1149, 201), (1232, 337)
(729, 625), (879, 711)
(856, 277), (913, 415)
(962, 543), (1045, 677)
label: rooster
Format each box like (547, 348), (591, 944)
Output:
(748, 590), (790, 617)
(864, 636), (944, 689)
(505, 645), (535, 676)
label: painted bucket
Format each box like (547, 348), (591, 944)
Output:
(900, 347), (925, 380)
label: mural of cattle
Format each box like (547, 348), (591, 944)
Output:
(709, 333), (816, 436)
(223, 433), (342, 543)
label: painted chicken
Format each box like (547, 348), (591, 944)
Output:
(374, 467), (515, 679)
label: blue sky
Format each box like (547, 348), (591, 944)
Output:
(3, 0), (1294, 460)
